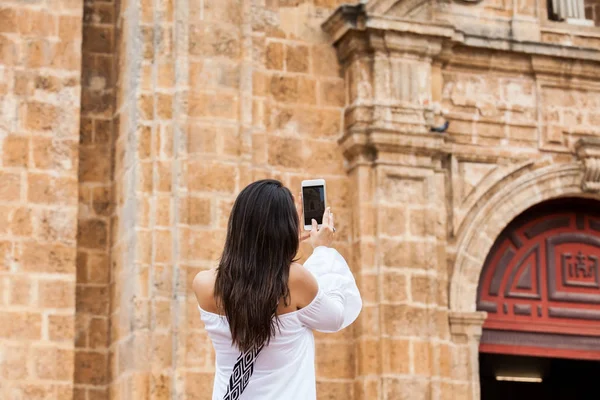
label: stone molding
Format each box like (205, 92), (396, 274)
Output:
(575, 138), (600, 193)
(449, 311), (487, 342)
(323, 4), (600, 170)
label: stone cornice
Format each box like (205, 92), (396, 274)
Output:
(339, 128), (447, 169)
(323, 5), (600, 74)
(449, 311), (488, 341)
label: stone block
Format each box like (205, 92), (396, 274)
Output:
(88, 317), (109, 349)
(3, 135), (28, 167)
(1, 344), (29, 379)
(382, 304), (428, 336)
(315, 381), (353, 400)
(28, 173), (77, 205)
(382, 376), (431, 400)
(320, 80), (345, 107)
(412, 340), (432, 375)
(185, 372), (215, 400)
(59, 15), (82, 41)
(9, 276), (32, 305)
(77, 219), (108, 249)
(354, 305), (380, 337)
(187, 161), (237, 193)
(189, 24), (240, 59)
(356, 338), (380, 375)
(184, 196), (212, 226)
(32, 138), (77, 172)
(0, 240), (12, 270)
(92, 186), (113, 216)
(154, 230), (172, 263)
(438, 343), (452, 378)
(82, 25), (113, 54)
(411, 275), (435, 304)
(312, 44), (339, 77)
(0, 311), (42, 339)
(267, 136), (304, 168)
(21, 9), (57, 37)
(382, 272), (408, 302)
(50, 40), (81, 71)
(188, 92), (239, 120)
(11, 207), (32, 236)
(315, 341), (354, 379)
(48, 314), (75, 342)
(0, 171), (21, 201)
(381, 338), (410, 374)
(39, 279), (75, 309)
(76, 286), (109, 315)
(286, 44), (309, 73)
(266, 41), (284, 70)
(21, 242), (76, 274)
(381, 239), (436, 269)
(75, 350), (107, 385)
(0, 35), (18, 66)
(182, 228), (226, 262)
(33, 346), (74, 381)
(0, 8), (18, 33)
(29, 38), (54, 68)
(185, 331), (215, 368)
(380, 206), (406, 236)
(156, 161), (172, 192)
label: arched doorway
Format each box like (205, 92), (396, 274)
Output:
(476, 198), (600, 399)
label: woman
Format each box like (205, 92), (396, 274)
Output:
(193, 179), (362, 400)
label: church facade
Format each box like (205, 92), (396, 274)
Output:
(0, 0), (600, 399)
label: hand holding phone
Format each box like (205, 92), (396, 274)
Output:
(308, 207), (335, 249)
(301, 179), (327, 231)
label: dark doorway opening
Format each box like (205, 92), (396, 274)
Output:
(480, 353), (600, 400)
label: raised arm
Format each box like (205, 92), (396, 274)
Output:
(297, 246), (362, 332)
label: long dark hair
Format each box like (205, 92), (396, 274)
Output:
(214, 179), (300, 352)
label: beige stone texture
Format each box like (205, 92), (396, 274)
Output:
(0, 0), (83, 399)
(1, 0), (600, 398)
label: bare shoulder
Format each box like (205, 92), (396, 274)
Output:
(192, 269), (218, 312)
(289, 262), (318, 309)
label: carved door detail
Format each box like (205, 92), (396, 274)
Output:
(477, 202), (600, 360)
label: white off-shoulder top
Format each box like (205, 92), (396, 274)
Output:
(199, 246), (363, 400)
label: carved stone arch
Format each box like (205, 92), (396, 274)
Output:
(449, 162), (599, 314)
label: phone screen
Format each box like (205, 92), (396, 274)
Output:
(303, 185), (326, 226)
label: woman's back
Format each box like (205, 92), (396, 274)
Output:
(192, 180), (362, 399)
(197, 246), (362, 400)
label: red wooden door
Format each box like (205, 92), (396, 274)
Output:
(477, 200), (600, 360)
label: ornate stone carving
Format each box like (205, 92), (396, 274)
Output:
(576, 138), (600, 193)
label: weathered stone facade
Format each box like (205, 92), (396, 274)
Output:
(1, 0), (600, 399)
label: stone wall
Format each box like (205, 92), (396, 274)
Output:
(324, 1), (600, 399)
(3, 0), (600, 399)
(75, 0), (117, 398)
(0, 0), (83, 398)
(181, 1), (354, 398)
(106, 0), (355, 398)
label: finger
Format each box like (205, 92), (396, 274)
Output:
(311, 218), (318, 232)
(321, 207), (331, 227)
(330, 212), (334, 230)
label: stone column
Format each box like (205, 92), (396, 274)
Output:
(325, 6), (453, 400)
(449, 312), (487, 400)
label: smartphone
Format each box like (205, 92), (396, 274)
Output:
(301, 179), (327, 231)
